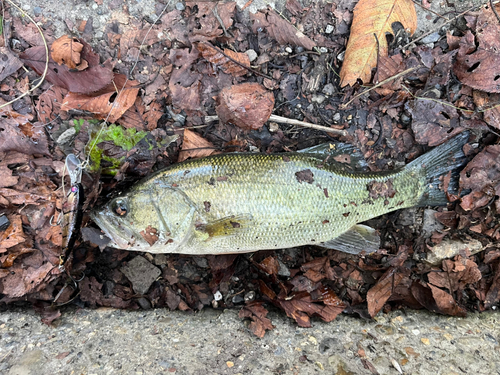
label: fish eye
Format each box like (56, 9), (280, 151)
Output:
(110, 198), (128, 217)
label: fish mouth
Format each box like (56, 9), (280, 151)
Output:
(89, 209), (131, 249)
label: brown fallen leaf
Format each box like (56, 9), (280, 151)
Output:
(50, 35), (87, 70)
(178, 129), (219, 162)
(339, 0), (417, 87)
(61, 74), (140, 123)
(197, 42), (250, 77)
(118, 98), (163, 130)
(185, 2), (236, 43)
(216, 83), (274, 130)
(250, 7), (316, 50)
(367, 267), (404, 317)
(459, 145), (500, 211)
(258, 256), (279, 275)
(20, 39), (113, 94)
(473, 91), (500, 130)
(36, 86), (69, 124)
(0, 47), (23, 81)
(454, 4), (500, 93)
(428, 284), (467, 317)
(0, 119), (49, 155)
(239, 302), (275, 338)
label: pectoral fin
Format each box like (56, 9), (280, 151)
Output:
(321, 224), (380, 254)
(195, 214), (253, 241)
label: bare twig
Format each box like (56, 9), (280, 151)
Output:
(0, 0), (49, 109)
(204, 114), (348, 137)
(341, 67), (418, 108)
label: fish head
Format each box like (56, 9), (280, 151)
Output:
(90, 186), (197, 252)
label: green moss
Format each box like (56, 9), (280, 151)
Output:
(86, 124), (148, 174)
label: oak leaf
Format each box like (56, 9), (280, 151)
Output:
(339, 0), (417, 87)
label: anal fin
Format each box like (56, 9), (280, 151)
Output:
(321, 224), (380, 255)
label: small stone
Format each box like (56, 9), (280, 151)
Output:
(311, 94), (326, 104)
(226, 361), (234, 368)
(214, 291), (223, 301)
(421, 338), (430, 345)
(322, 83), (335, 96)
(421, 31), (440, 44)
(92, 3), (98, 9)
(246, 49), (258, 62)
(443, 333), (453, 341)
(277, 260), (290, 277)
(337, 51), (345, 61)
(244, 291), (255, 302)
(120, 256), (161, 295)
(315, 361), (324, 370)
(332, 113), (341, 122)
(232, 294), (244, 304)
(320, 47), (328, 53)
(154, 254), (168, 266)
(192, 257), (209, 268)
(176, 2), (185, 10)
(285, 46), (293, 53)
(33, 6), (42, 16)
(325, 24), (334, 34)
(268, 122), (279, 133)
(412, 329), (420, 335)
(308, 336), (318, 345)
(137, 297), (151, 309)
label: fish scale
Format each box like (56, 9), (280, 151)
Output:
(90, 132), (468, 255)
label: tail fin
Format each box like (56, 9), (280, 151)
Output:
(408, 132), (469, 206)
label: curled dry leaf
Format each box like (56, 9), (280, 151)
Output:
(216, 83), (274, 130)
(197, 42), (250, 77)
(454, 4), (500, 93)
(61, 74), (140, 123)
(459, 145), (500, 211)
(50, 35), (87, 71)
(339, 0), (417, 87)
(185, 1), (236, 43)
(178, 129), (219, 162)
(250, 7), (316, 50)
(238, 302), (275, 338)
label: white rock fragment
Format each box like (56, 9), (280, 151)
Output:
(285, 46), (293, 53)
(425, 238), (484, 265)
(325, 24), (334, 34)
(246, 49), (258, 62)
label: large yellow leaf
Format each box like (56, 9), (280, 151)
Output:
(339, 0), (417, 87)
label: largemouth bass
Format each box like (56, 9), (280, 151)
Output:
(90, 132), (469, 255)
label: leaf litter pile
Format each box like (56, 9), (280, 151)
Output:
(1, 0), (500, 338)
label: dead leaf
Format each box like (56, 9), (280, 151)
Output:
(36, 86), (69, 124)
(250, 7), (316, 50)
(473, 91), (500, 130)
(61, 74), (140, 123)
(178, 129), (219, 162)
(459, 145), (500, 211)
(20, 40), (113, 94)
(454, 4), (500, 93)
(50, 35), (87, 70)
(259, 256), (279, 275)
(0, 47), (23, 82)
(185, 2), (236, 43)
(239, 302), (275, 337)
(428, 284), (467, 316)
(118, 98), (162, 130)
(0, 119), (49, 155)
(216, 83), (274, 130)
(367, 267), (404, 317)
(197, 42), (250, 77)
(339, 0), (417, 86)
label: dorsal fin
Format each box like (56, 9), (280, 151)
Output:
(298, 142), (369, 172)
